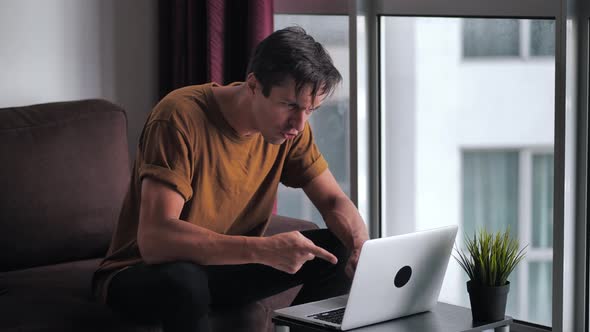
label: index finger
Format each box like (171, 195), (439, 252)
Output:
(308, 244), (338, 264)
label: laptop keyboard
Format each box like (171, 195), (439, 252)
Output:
(308, 307), (345, 325)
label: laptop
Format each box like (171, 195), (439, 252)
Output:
(274, 225), (458, 330)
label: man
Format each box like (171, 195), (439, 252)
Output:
(93, 26), (369, 331)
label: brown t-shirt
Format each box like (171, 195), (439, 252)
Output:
(92, 83), (328, 303)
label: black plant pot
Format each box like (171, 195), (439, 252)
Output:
(467, 280), (510, 322)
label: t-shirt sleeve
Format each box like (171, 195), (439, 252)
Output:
(138, 120), (194, 201)
(280, 122), (328, 188)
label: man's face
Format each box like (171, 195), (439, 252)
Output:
(250, 76), (327, 145)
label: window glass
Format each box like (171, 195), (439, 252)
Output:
(529, 261), (553, 326)
(532, 153), (554, 247)
(530, 21), (555, 56)
(462, 19), (555, 58)
(274, 15), (350, 227)
(462, 151), (519, 238)
(381, 16), (555, 325)
(463, 19), (520, 57)
(461, 151), (522, 315)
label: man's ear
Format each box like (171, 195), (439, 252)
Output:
(246, 73), (258, 95)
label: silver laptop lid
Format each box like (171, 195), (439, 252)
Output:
(341, 225), (458, 330)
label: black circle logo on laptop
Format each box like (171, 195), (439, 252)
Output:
(394, 266), (412, 288)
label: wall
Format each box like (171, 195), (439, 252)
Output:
(0, 0), (158, 159)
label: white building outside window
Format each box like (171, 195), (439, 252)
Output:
(380, 17), (555, 326)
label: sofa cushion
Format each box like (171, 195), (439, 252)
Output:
(0, 100), (130, 271)
(0, 257), (300, 332)
(0, 258), (160, 332)
(0, 217), (319, 332)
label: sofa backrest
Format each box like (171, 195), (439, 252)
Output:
(0, 99), (130, 272)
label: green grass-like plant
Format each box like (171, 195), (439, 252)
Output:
(454, 228), (527, 287)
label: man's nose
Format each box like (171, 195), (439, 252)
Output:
(289, 110), (307, 133)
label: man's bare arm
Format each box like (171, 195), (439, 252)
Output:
(137, 178), (337, 273)
(303, 169), (369, 276)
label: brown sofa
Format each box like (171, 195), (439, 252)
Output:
(0, 99), (317, 331)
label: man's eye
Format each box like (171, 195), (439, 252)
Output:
(282, 102), (297, 109)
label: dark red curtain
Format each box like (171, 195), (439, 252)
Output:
(158, 0), (273, 98)
(158, 0), (277, 213)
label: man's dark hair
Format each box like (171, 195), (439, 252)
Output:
(246, 26), (342, 100)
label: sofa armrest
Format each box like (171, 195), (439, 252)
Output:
(263, 215), (319, 237)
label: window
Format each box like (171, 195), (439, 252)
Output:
(274, 15), (350, 227)
(530, 21), (556, 56)
(274, 0), (589, 329)
(463, 19), (520, 57)
(462, 19), (555, 58)
(380, 16), (555, 326)
(527, 152), (553, 324)
(462, 150), (553, 326)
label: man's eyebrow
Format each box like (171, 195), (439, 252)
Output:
(280, 99), (323, 110)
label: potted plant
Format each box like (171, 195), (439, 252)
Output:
(454, 228), (527, 322)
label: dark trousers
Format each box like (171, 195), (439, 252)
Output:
(106, 229), (351, 332)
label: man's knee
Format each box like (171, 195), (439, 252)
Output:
(330, 234), (351, 267)
(156, 261), (211, 312)
(303, 229), (350, 266)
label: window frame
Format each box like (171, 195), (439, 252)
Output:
(274, 0), (348, 15)
(274, 0), (590, 330)
(583, 4), (590, 331)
